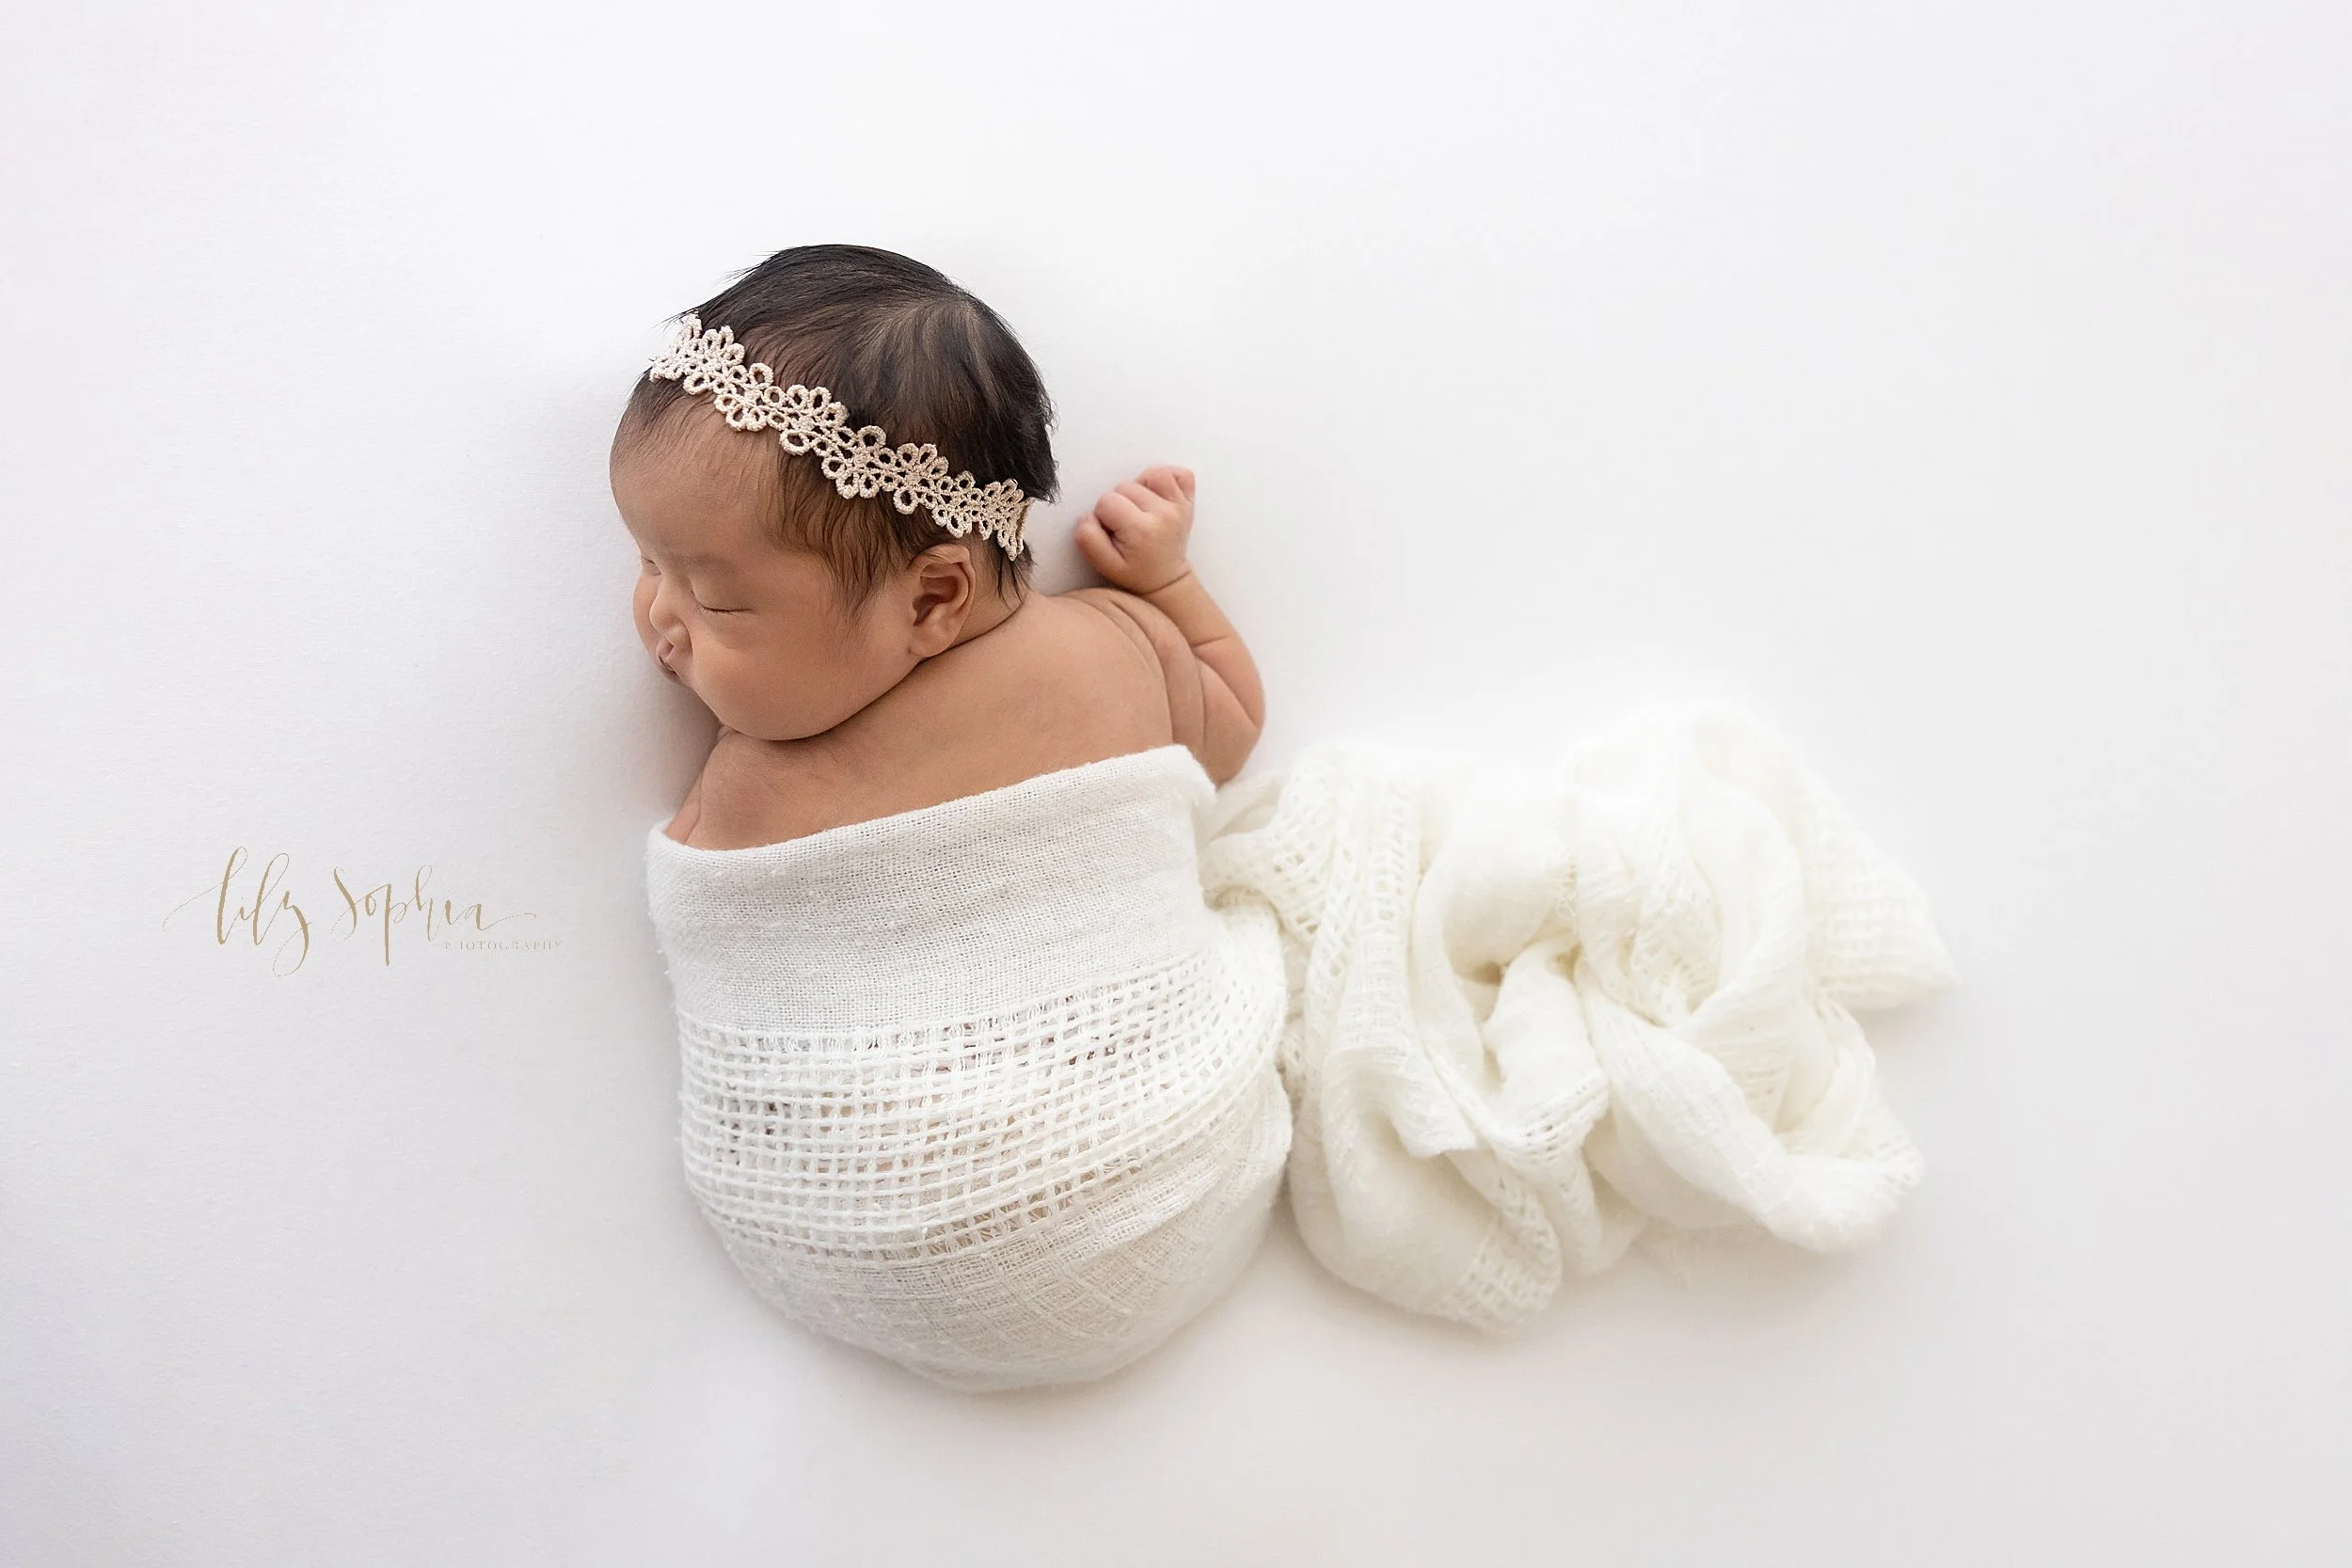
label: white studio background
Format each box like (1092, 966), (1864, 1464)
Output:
(4, 2), (2347, 1562)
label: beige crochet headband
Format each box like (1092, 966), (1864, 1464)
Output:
(646, 315), (1032, 559)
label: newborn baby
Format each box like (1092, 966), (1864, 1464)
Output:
(627, 244), (1957, 1394)
(615, 258), (1260, 850)
(624, 245), (1298, 1390)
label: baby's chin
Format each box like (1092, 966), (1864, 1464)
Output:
(688, 666), (888, 744)
(729, 704), (877, 745)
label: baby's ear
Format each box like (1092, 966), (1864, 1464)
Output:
(904, 543), (977, 649)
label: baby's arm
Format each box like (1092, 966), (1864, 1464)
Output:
(1068, 466), (1265, 784)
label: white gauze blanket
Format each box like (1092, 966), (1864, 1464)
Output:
(644, 708), (1955, 1389)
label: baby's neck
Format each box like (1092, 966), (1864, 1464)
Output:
(943, 582), (1028, 651)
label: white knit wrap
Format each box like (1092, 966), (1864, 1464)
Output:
(644, 710), (1956, 1388)
(1200, 708), (1958, 1330)
(644, 747), (1293, 1392)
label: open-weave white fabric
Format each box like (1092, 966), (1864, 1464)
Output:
(644, 747), (1292, 1392)
(1198, 707), (1958, 1331)
(643, 708), (1955, 1387)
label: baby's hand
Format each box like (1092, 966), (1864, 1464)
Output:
(1073, 465), (1197, 594)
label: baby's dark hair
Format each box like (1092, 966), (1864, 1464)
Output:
(616, 244), (1056, 602)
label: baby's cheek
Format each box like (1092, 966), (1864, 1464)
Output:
(631, 581), (658, 647)
(721, 668), (798, 737)
(721, 642), (834, 741)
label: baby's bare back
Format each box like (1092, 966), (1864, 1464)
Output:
(664, 590), (1181, 850)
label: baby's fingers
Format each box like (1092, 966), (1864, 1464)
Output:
(1114, 480), (1179, 518)
(1136, 466), (1184, 503)
(1094, 488), (1151, 531)
(1073, 511), (1121, 565)
(1136, 465), (1195, 505)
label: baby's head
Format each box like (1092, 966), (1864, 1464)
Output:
(612, 245), (1057, 740)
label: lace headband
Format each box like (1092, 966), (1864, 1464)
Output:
(645, 315), (1031, 559)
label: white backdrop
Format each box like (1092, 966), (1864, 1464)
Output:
(6, 2), (2348, 1562)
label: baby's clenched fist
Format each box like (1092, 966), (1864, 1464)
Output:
(1073, 465), (1197, 594)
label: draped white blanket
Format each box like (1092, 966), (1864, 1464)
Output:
(643, 708), (1954, 1389)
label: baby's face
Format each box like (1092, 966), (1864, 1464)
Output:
(612, 413), (912, 741)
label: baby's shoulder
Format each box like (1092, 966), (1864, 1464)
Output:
(967, 589), (1175, 733)
(1056, 587), (1189, 680)
(671, 592), (1182, 851)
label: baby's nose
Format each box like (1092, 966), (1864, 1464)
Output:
(646, 578), (691, 635)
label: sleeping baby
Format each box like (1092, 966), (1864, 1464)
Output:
(626, 245), (1958, 1392)
(623, 245), (1296, 1390)
(616, 250), (1264, 852)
